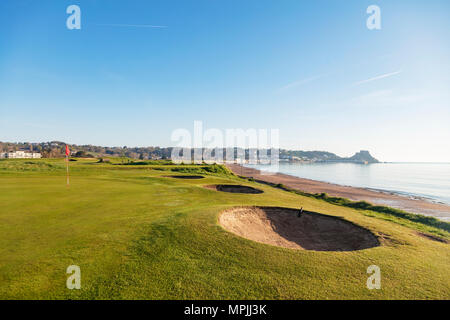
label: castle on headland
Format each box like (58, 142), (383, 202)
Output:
(0, 151), (42, 159)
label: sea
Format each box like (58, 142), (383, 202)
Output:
(245, 162), (450, 206)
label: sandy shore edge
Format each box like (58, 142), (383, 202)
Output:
(226, 164), (450, 221)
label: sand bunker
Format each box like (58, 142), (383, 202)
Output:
(219, 207), (379, 251)
(164, 175), (205, 179)
(206, 184), (264, 194)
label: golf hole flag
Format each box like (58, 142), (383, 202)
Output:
(65, 145), (70, 185)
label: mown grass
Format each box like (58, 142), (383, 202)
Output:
(0, 158), (449, 299)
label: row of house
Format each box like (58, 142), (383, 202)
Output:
(0, 151), (42, 159)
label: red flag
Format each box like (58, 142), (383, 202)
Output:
(65, 145), (70, 156)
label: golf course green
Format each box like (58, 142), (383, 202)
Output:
(0, 158), (449, 299)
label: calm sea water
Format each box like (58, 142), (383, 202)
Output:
(246, 162), (450, 205)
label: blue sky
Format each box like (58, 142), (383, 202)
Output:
(0, 0), (449, 161)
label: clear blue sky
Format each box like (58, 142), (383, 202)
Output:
(1, 0), (449, 162)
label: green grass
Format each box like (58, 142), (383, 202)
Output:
(0, 158), (449, 299)
(252, 180), (450, 236)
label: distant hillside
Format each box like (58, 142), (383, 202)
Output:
(0, 141), (173, 160)
(280, 149), (379, 164)
(347, 150), (379, 163)
(0, 141), (379, 163)
(280, 150), (341, 161)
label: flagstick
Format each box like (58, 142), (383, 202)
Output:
(66, 155), (70, 186)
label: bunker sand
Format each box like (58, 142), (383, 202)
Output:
(164, 175), (205, 179)
(219, 206), (380, 251)
(205, 184), (264, 194)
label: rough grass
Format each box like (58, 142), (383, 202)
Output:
(254, 180), (450, 236)
(0, 158), (449, 299)
(170, 164), (234, 176)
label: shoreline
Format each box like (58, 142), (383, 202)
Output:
(226, 164), (450, 221)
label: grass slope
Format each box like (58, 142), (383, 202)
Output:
(0, 159), (449, 299)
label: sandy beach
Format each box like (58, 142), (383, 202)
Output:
(226, 164), (450, 221)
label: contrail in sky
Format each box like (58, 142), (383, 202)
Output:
(277, 75), (324, 92)
(96, 24), (167, 28)
(353, 71), (402, 86)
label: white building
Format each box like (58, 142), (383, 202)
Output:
(0, 151), (42, 159)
